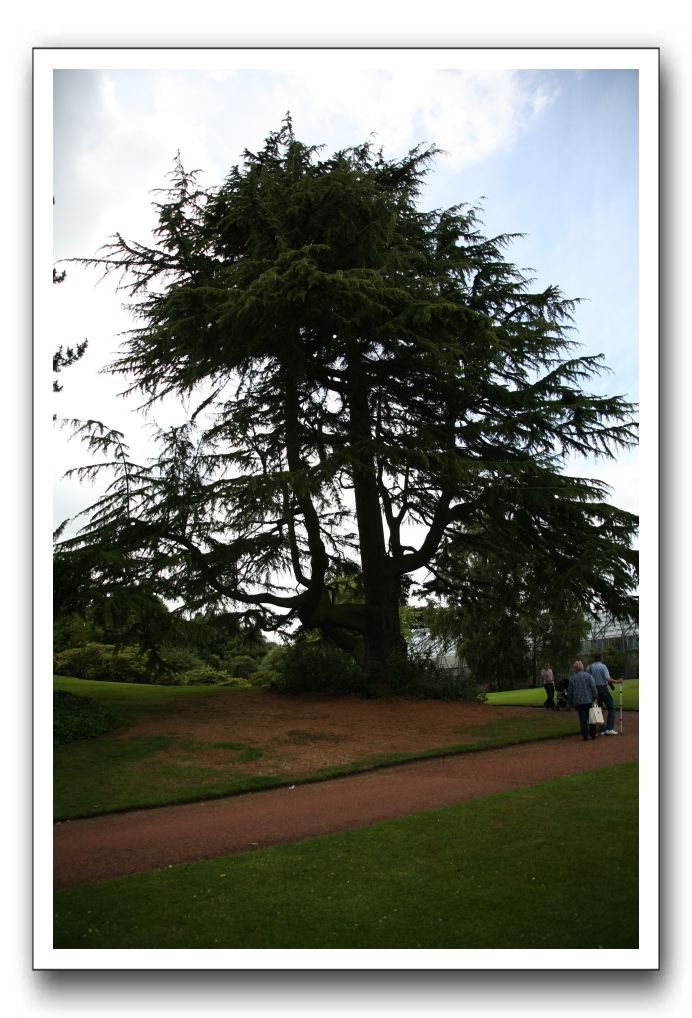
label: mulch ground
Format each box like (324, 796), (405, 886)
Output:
(114, 693), (562, 775)
(54, 712), (638, 889)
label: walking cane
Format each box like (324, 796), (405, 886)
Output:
(616, 678), (623, 734)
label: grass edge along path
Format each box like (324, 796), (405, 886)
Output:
(54, 761), (638, 950)
(54, 730), (581, 822)
(487, 679), (639, 710)
(54, 675), (581, 820)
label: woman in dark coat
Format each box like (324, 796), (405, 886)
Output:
(567, 660), (598, 741)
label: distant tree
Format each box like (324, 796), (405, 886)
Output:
(422, 553), (590, 689)
(56, 120), (638, 683)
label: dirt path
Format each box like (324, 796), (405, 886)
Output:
(54, 714), (638, 889)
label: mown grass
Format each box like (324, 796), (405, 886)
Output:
(53, 676), (579, 820)
(54, 762), (638, 950)
(53, 675), (245, 712)
(487, 679), (639, 711)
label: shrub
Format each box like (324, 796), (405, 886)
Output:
(258, 644), (290, 672)
(53, 690), (120, 745)
(385, 651), (486, 701)
(176, 666), (230, 686)
(247, 669), (275, 688)
(263, 641), (486, 699)
(151, 672), (187, 685)
(158, 643), (207, 674)
(103, 645), (151, 682)
(53, 642), (151, 683)
(53, 612), (104, 653)
(219, 676), (254, 689)
(53, 643), (108, 681)
(222, 654), (258, 679)
(268, 640), (369, 696)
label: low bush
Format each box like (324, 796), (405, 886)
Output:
(385, 652), (486, 701)
(158, 643), (207, 675)
(53, 612), (104, 653)
(163, 667), (253, 688)
(53, 643), (107, 681)
(176, 666), (230, 686)
(53, 642), (151, 683)
(267, 640), (370, 696)
(247, 669), (275, 688)
(150, 671), (187, 686)
(222, 653), (258, 679)
(258, 644), (290, 672)
(53, 690), (120, 745)
(263, 641), (486, 699)
(219, 677), (254, 690)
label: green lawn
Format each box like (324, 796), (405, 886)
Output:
(487, 679), (639, 710)
(53, 675), (245, 708)
(53, 676), (580, 820)
(54, 762), (638, 950)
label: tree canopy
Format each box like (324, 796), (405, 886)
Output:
(56, 118), (638, 680)
(419, 551), (592, 689)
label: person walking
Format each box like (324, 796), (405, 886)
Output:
(588, 653), (618, 735)
(541, 662), (556, 710)
(567, 660), (598, 741)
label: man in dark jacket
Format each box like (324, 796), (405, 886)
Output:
(588, 653), (618, 735)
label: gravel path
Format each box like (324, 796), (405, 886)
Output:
(54, 715), (638, 889)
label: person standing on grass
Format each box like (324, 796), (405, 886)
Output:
(588, 653), (618, 736)
(567, 660), (598, 742)
(541, 662), (556, 710)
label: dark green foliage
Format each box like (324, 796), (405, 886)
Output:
(258, 644), (289, 672)
(53, 551), (176, 673)
(53, 690), (119, 745)
(180, 613), (267, 664)
(58, 120), (638, 683)
(157, 642), (207, 675)
(532, 604), (590, 678)
(175, 666), (233, 686)
(222, 653), (257, 679)
(383, 651), (485, 701)
(53, 611), (104, 653)
(422, 553), (592, 690)
(53, 642), (150, 683)
(53, 642), (109, 680)
(52, 642), (254, 687)
(459, 616), (532, 692)
(267, 640), (369, 695)
(589, 648), (628, 679)
(53, 587), (267, 685)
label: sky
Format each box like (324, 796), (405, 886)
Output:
(49, 57), (643, 543)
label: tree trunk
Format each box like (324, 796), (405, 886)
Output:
(345, 345), (406, 681)
(360, 577), (407, 677)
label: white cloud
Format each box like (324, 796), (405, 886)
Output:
(262, 68), (559, 167)
(54, 67), (558, 270)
